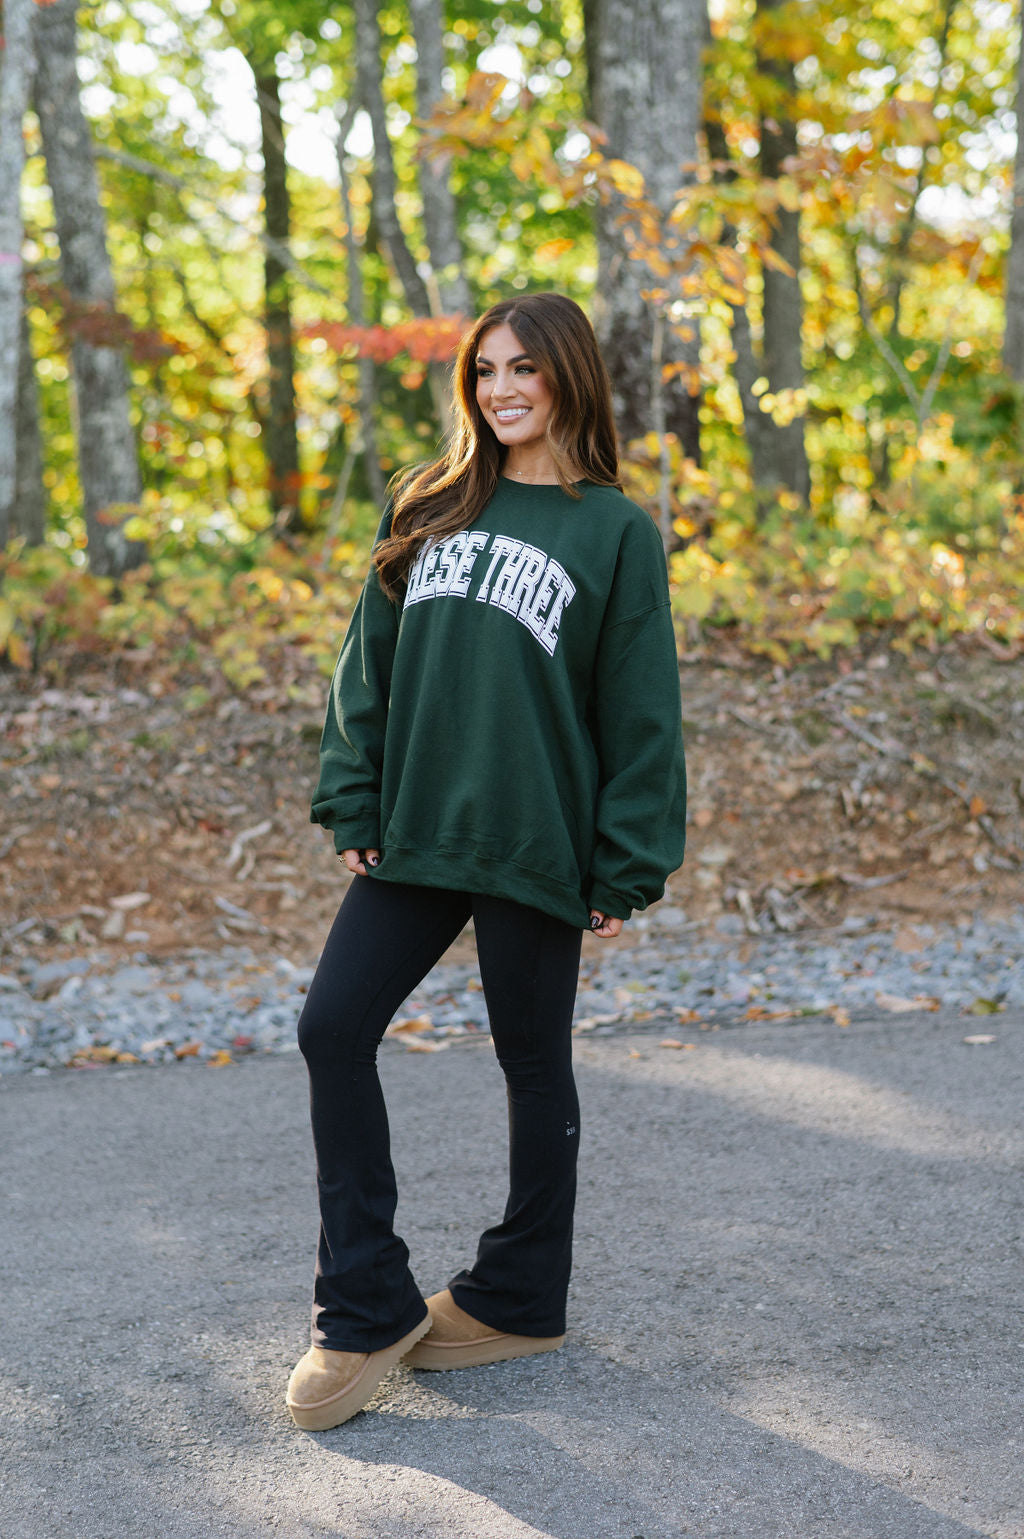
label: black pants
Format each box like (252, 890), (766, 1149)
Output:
(296, 877), (584, 1352)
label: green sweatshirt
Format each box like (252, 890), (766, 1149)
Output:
(311, 477), (687, 928)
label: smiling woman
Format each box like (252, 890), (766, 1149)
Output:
(474, 322), (556, 479)
(373, 291), (622, 596)
(286, 290), (687, 1431)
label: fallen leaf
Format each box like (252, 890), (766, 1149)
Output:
(175, 1041), (202, 1058)
(674, 1007), (702, 1022)
(964, 997), (1005, 1016)
(784, 867), (837, 889)
(659, 1038), (697, 1050)
(385, 1015), (433, 1036)
(875, 991), (940, 1013)
(403, 1038), (447, 1053)
(830, 1006), (851, 1028)
(207, 1050), (233, 1066)
(968, 795), (988, 818)
(694, 807), (715, 828)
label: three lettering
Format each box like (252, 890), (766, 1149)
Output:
(404, 529), (577, 657)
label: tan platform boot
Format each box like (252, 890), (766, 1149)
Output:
(403, 1289), (565, 1370)
(286, 1313), (431, 1430)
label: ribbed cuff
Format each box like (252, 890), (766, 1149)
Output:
(586, 883), (633, 921)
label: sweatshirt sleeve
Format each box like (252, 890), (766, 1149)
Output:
(310, 511), (400, 853)
(586, 517), (687, 920)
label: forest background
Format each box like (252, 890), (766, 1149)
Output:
(1, 0), (1023, 963)
(2, 0), (1024, 663)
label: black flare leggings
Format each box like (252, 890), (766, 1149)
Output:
(296, 876), (584, 1352)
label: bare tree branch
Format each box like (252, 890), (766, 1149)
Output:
(92, 143), (336, 300)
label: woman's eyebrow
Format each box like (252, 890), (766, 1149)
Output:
(476, 352), (532, 366)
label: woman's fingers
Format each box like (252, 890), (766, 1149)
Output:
(340, 848), (381, 875)
(588, 911), (624, 939)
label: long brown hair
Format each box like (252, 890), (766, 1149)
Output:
(373, 292), (621, 599)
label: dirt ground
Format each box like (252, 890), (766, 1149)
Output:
(1, 638), (1021, 974)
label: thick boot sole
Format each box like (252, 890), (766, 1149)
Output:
(404, 1331), (565, 1371)
(287, 1314), (431, 1430)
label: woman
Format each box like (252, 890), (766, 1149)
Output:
(286, 292), (686, 1431)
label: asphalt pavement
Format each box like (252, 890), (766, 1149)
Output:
(1, 1007), (1022, 1539)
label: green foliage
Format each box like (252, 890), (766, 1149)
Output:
(0, 518), (367, 689)
(4, 480), (1022, 688)
(668, 492), (1024, 660)
(6, 0), (1024, 665)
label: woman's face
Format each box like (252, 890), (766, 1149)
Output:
(474, 323), (555, 452)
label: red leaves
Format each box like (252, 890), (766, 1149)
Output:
(303, 315), (468, 365)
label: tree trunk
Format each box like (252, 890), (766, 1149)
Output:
(15, 301), (45, 546)
(336, 102), (386, 512)
(253, 67), (302, 531)
(0, 0), (37, 546)
(756, 0), (810, 501)
(585, 0), (704, 459)
(354, 0), (431, 318)
(408, 0), (471, 315)
(703, 74), (775, 496)
(885, 0), (956, 344)
(32, 0), (144, 576)
(729, 279), (777, 488)
(354, 0), (452, 432)
(1005, 2), (1024, 380)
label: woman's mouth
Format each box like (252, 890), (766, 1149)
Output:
(495, 408), (529, 422)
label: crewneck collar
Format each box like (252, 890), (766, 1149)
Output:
(496, 476), (588, 498)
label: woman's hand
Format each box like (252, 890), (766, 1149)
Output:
(588, 910), (623, 939)
(341, 849), (380, 876)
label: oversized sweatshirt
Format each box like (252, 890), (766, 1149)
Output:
(310, 477), (687, 929)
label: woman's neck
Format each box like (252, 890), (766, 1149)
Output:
(502, 449), (568, 485)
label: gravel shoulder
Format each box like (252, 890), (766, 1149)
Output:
(2, 1007), (1021, 1539)
(2, 907), (1021, 1073)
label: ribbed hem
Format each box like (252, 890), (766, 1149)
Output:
(366, 844), (591, 930)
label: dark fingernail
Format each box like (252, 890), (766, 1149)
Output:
(590, 915), (602, 930)
(368, 856), (379, 867)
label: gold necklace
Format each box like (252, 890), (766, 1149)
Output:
(507, 467), (558, 484)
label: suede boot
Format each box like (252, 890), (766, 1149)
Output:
(403, 1289), (565, 1371)
(286, 1313), (431, 1430)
